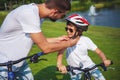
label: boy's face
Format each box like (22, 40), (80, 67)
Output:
(65, 22), (77, 38)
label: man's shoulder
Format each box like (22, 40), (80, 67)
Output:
(16, 3), (37, 12)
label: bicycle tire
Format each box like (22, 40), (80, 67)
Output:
(0, 75), (6, 80)
(0, 73), (29, 80)
(14, 73), (29, 80)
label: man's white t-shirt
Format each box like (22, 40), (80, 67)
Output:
(0, 3), (43, 67)
(66, 36), (97, 69)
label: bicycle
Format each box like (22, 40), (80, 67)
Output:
(0, 52), (46, 80)
(57, 61), (113, 80)
(65, 61), (113, 80)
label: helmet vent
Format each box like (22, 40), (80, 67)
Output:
(76, 21), (84, 24)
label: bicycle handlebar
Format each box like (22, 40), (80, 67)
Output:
(57, 61), (113, 73)
(66, 61), (113, 72)
(0, 52), (45, 66)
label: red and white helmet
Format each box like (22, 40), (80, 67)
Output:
(66, 13), (89, 31)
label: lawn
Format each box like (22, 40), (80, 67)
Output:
(28, 21), (120, 80)
(0, 1), (120, 79)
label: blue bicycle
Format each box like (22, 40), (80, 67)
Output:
(57, 61), (113, 80)
(65, 61), (113, 80)
(0, 52), (46, 80)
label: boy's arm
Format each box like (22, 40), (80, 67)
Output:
(57, 50), (65, 67)
(95, 48), (111, 66)
(57, 49), (67, 73)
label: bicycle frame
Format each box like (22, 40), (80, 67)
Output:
(0, 52), (45, 80)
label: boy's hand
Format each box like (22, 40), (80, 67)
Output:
(57, 65), (67, 74)
(103, 59), (111, 67)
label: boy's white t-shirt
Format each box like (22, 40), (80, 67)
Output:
(66, 36), (97, 68)
(0, 3), (43, 67)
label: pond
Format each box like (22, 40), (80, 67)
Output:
(70, 6), (120, 28)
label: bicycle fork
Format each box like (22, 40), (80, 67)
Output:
(83, 72), (91, 80)
(7, 64), (15, 80)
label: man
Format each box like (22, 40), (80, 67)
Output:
(0, 0), (79, 79)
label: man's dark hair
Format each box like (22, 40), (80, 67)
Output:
(45, 0), (71, 11)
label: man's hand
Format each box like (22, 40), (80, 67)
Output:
(57, 35), (69, 42)
(68, 36), (80, 47)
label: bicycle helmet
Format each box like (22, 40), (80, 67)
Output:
(65, 13), (89, 31)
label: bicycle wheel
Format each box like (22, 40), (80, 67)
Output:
(0, 75), (6, 80)
(14, 73), (29, 80)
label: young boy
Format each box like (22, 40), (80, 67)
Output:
(57, 13), (111, 80)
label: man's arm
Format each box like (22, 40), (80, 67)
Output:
(47, 35), (69, 43)
(30, 32), (78, 53)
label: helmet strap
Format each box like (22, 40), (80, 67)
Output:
(70, 30), (80, 39)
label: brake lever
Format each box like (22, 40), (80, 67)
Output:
(30, 52), (45, 63)
(39, 58), (48, 61)
(101, 61), (113, 71)
(101, 63), (107, 71)
(30, 54), (39, 63)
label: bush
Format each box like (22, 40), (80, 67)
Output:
(0, 11), (8, 25)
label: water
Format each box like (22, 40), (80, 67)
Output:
(70, 7), (120, 28)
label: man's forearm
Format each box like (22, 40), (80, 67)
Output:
(31, 32), (78, 54)
(37, 40), (70, 53)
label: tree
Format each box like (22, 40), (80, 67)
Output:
(0, 0), (46, 10)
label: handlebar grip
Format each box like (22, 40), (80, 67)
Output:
(66, 65), (70, 71)
(66, 66), (76, 75)
(56, 66), (76, 75)
(37, 52), (44, 57)
(56, 67), (59, 71)
(110, 61), (113, 65)
(56, 66), (70, 71)
(101, 60), (113, 71)
(101, 63), (107, 71)
(30, 52), (44, 63)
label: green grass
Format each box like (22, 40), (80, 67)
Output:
(28, 21), (120, 80)
(0, 2), (120, 79)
